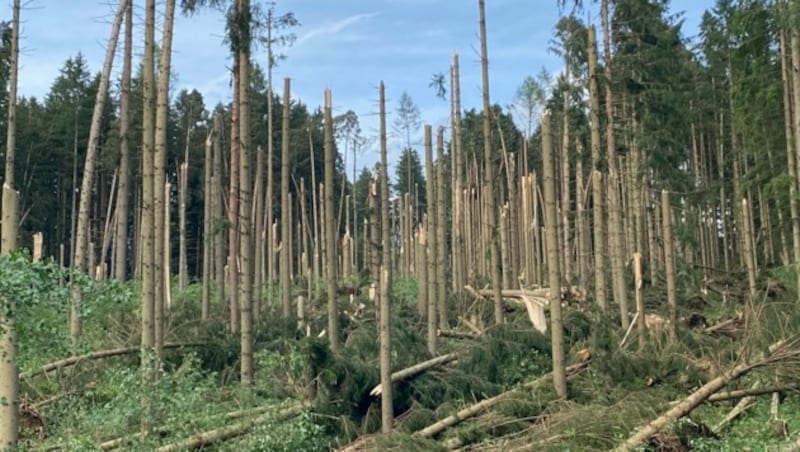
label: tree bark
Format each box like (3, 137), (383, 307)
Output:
(324, 89), (339, 351)
(281, 78), (292, 318)
(541, 110), (567, 398)
(661, 190), (677, 339)
(478, 0), (503, 324)
(113, 1), (133, 281)
(0, 185), (19, 447)
(71, 0), (127, 340)
(424, 126), (438, 354)
(588, 26), (607, 312)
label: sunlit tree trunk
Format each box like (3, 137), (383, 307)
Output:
(153, 0), (176, 357)
(0, 0), (20, 444)
(542, 110), (567, 398)
(237, 0), (254, 385)
(202, 129), (213, 320)
(114, 1), (133, 282)
(661, 190), (677, 340)
(424, 125), (438, 351)
(379, 81), (394, 431)
(478, 0), (503, 324)
(324, 89), (339, 351)
(588, 26), (607, 312)
(601, 0), (628, 327)
(281, 78), (292, 318)
(71, 0), (127, 340)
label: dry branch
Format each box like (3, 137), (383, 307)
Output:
(21, 343), (201, 380)
(414, 361), (588, 439)
(369, 353), (459, 396)
(614, 336), (800, 451)
(705, 384), (800, 403)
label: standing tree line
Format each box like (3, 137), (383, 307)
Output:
(2, 0), (800, 447)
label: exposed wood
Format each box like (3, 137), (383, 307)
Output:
(614, 337), (800, 451)
(370, 353), (459, 396)
(414, 361), (589, 439)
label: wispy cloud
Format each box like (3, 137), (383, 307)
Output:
(295, 12), (380, 47)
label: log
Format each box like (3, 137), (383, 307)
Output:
(155, 404), (304, 452)
(414, 361), (588, 439)
(705, 384), (800, 403)
(21, 343), (202, 380)
(438, 330), (478, 340)
(713, 382), (759, 433)
(614, 337), (800, 451)
(369, 353), (459, 396)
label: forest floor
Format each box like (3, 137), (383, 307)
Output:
(11, 255), (800, 451)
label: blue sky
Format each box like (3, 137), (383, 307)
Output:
(8, 0), (714, 172)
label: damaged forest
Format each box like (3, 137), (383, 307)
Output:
(5, 0), (800, 450)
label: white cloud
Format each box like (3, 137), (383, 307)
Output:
(295, 12), (380, 47)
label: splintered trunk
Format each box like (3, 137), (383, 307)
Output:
(417, 227), (429, 320)
(379, 82), (394, 432)
(560, 76), (572, 284)
(588, 26), (607, 312)
(71, 0), (127, 340)
(633, 252), (646, 349)
(114, 1), (133, 281)
(281, 78), (292, 318)
(379, 84), (392, 293)
(324, 89), (339, 351)
(542, 110), (567, 398)
(424, 126), (438, 348)
(179, 159), (188, 290)
(478, 0), (503, 324)
(661, 190), (677, 339)
(575, 143), (587, 287)
(237, 0), (254, 386)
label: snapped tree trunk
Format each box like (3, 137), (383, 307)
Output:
(324, 89), (339, 351)
(281, 78), (292, 318)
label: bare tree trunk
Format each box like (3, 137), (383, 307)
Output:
(601, 0), (628, 327)
(153, 0), (176, 358)
(451, 54), (465, 299)
(633, 252), (646, 350)
(478, 0), (503, 324)
(661, 190), (677, 340)
(588, 26), (607, 312)
(0, 1), (20, 443)
(378, 82), (394, 432)
(237, 0), (254, 386)
(202, 130), (213, 320)
(227, 68), (241, 333)
(424, 126), (438, 353)
(212, 113), (225, 316)
(780, 26), (800, 298)
(541, 110), (567, 398)
(741, 199), (757, 299)
(71, 0), (127, 340)
(281, 78), (292, 318)
(114, 1), (133, 281)
(324, 89), (339, 351)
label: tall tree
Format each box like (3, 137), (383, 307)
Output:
(478, 0), (504, 323)
(280, 78), (291, 319)
(324, 88), (339, 352)
(71, 0), (127, 340)
(379, 81), (394, 433)
(0, 0), (19, 445)
(113, 1), (133, 281)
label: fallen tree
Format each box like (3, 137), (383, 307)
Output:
(21, 343), (202, 380)
(369, 353), (459, 396)
(413, 361), (589, 440)
(614, 336), (800, 452)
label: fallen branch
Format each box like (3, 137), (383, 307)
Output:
(705, 384), (800, 403)
(414, 361), (589, 439)
(154, 403), (304, 452)
(21, 343), (202, 380)
(369, 353), (459, 396)
(614, 336), (800, 452)
(713, 382), (759, 433)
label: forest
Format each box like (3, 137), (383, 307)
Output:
(2, 0), (800, 450)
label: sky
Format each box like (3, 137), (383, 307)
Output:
(6, 0), (715, 173)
